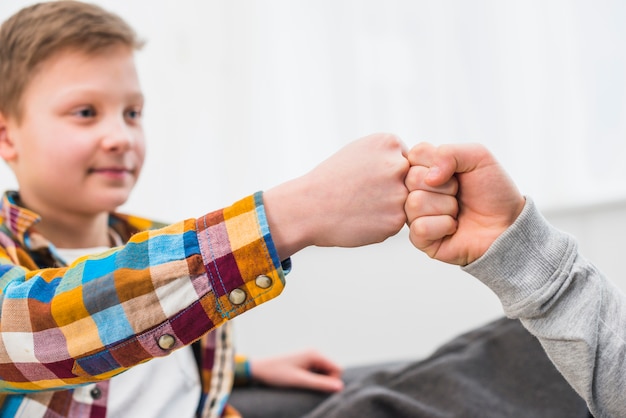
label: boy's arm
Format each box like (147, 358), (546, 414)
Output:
(0, 193), (285, 392)
(0, 133), (409, 393)
(405, 142), (626, 417)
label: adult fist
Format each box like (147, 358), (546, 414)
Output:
(405, 142), (525, 266)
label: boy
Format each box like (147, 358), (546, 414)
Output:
(0, 2), (409, 417)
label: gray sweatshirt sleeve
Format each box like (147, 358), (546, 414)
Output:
(463, 198), (626, 418)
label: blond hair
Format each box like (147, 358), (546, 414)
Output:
(0, 1), (143, 121)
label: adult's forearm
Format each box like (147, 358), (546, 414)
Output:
(463, 198), (626, 417)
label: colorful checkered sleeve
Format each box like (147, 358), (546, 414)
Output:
(0, 192), (285, 393)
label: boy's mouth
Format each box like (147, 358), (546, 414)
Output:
(88, 166), (134, 177)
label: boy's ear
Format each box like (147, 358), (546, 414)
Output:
(0, 111), (18, 163)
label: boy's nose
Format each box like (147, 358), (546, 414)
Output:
(102, 119), (135, 152)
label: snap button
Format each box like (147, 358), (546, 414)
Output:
(90, 385), (102, 400)
(255, 275), (272, 289)
(228, 288), (246, 305)
(158, 334), (176, 350)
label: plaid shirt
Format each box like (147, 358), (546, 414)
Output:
(0, 191), (287, 417)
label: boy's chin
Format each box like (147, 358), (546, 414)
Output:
(91, 190), (133, 212)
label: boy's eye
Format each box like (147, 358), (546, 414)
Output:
(125, 108), (143, 120)
(74, 107), (96, 118)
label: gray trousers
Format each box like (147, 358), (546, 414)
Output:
(229, 318), (591, 417)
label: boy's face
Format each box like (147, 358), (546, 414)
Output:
(0, 45), (146, 217)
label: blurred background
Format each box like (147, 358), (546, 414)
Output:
(1, 0), (625, 367)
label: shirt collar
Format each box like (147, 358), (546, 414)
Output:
(0, 191), (41, 247)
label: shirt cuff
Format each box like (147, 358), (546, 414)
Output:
(233, 354), (252, 386)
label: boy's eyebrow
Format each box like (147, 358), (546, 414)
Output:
(53, 87), (145, 103)
(127, 92), (145, 103)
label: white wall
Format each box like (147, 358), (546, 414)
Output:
(1, 0), (626, 366)
(233, 230), (506, 366)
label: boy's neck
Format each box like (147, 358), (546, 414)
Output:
(16, 195), (112, 249)
(36, 212), (111, 249)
